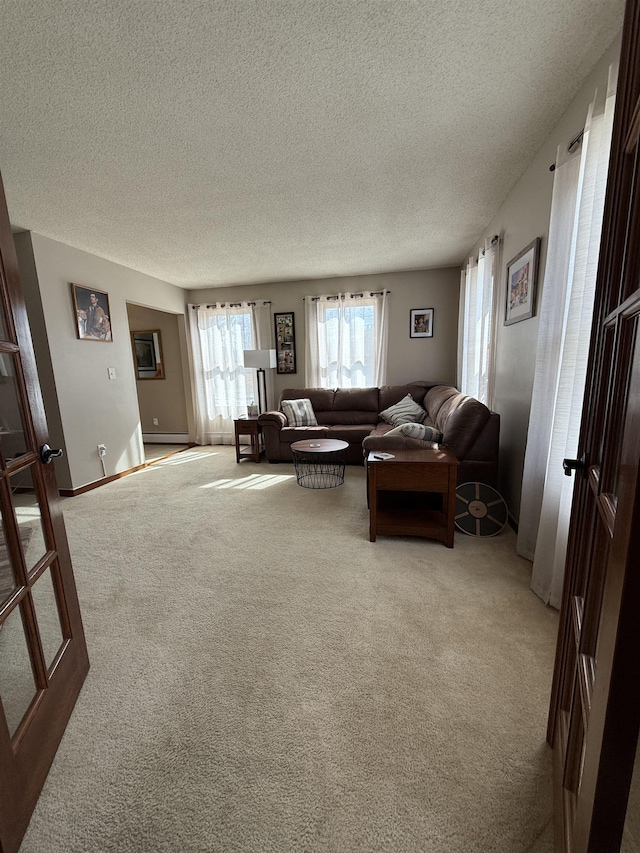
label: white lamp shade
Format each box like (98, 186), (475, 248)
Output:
(243, 349), (277, 369)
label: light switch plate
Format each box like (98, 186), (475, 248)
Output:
(108, 367), (116, 380)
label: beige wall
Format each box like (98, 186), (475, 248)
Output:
(14, 232), (71, 487)
(16, 232), (189, 490)
(126, 304), (189, 436)
(465, 35), (621, 523)
(188, 267), (460, 406)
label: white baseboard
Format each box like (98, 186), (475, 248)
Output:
(142, 433), (190, 444)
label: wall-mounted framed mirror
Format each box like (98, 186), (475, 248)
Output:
(131, 330), (165, 380)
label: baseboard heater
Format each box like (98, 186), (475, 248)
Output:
(142, 433), (189, 443)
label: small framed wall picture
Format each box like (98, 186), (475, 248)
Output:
(71, 283), (113, 341)
(131, 330), (165, 379)
(274, 311), (296, 374)
(504, 237), (541, 325)
(410, 308), (434, 338)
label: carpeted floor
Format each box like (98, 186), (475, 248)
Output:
(21, 446), (558, 853)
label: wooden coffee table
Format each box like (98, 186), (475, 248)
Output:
(367, 448), (459, 546)
(290, 439), (349, 489)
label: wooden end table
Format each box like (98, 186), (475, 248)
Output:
(367, 448), (459, 547)
(234, 416), (264, 463)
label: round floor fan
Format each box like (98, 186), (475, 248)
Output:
(455, 482), (508, 537)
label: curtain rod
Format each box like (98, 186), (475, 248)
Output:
(549, 129), (585, 171)
(471, 236), (500, 263)
(191, 301), (272, 309)
(303, 290), (391, 301)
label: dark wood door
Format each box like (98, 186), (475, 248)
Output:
(548, 2), (640, 849)
(0, 174), (89, 852)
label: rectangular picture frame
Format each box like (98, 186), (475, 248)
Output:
(504, 237), (541, 326)
(274, 311), (296, 374)
(71, 283), (113, 341)
(131, 329), (165, 379)
(410, 308), (434, 338)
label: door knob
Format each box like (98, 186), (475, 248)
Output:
(40, 444), (64, 464)
(563, 451), (588, 477)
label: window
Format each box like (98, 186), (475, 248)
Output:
(305, 291), (389, 388)
(189, 303), (256, 444)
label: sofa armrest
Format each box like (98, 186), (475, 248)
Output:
(258, 411), (287, 429)
(258, 410), (287, 460)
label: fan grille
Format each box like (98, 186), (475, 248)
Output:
(455, 482), (508, 537)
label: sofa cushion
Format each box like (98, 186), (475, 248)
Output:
(280, 388), (336, 412)
(279, 426), (328, 444)
(379, 393), (427, 426)
(425, 386), (491, 459)
(424, 386), (460, 422)
(281, 398), (318, 427)
(326, 424), (377, 443)
(333, 387), (379, 412)
(320, 409), (379, 426)
(385, 422), (443, 442)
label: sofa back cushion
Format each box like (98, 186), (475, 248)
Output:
(424, 385), (491, 460)
(333, 387), (379, 411)
(322, 387), (380, 425)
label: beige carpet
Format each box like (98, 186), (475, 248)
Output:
(21, 446), (558, 853)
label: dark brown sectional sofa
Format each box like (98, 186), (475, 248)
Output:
(258, 382), (499, 486)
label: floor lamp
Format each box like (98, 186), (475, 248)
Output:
(243, 349), (277, 414)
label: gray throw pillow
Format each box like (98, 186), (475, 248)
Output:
(379, 393), (427, 426)
(281, 398), (318, 426)
(384, 422), (443, 442)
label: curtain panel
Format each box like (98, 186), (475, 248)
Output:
(517, 66), (617, 607)
(189, 302), (261, 445)
(305, 291), (389, 388)
(460, 238), (498, 408)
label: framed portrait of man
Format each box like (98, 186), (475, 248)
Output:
(71, 283), (113, 342)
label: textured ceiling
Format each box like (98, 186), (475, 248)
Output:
(0, 1), (624, 289)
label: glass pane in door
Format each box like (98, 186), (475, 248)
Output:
(0, 353), (29, 460)
(0, 298), (8, 342)
(0, 509), (18, 605)
(9, 466), (48, 571)
(31, 566), (65, 670)
(0, 603), (37, 737)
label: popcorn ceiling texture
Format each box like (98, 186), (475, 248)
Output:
(0, 0), (623, 288)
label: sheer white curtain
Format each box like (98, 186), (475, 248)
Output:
(517, 67), (617, 607)
(188, 302), (257, 445)
(305, 291), (389, 388)
(460, 237), (498, 407)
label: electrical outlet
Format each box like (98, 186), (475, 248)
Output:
(97, 444), (106, 457)
(152, 418), (159, 426)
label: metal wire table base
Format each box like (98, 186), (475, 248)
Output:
(292, 450), (346, 489)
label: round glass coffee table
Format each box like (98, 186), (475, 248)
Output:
(290, 439), (349, 489)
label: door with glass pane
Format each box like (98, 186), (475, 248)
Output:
(0, 174), (89, 852)
(548, 1), (640, 849)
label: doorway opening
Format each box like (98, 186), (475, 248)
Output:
(125, 303), (191, 463)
